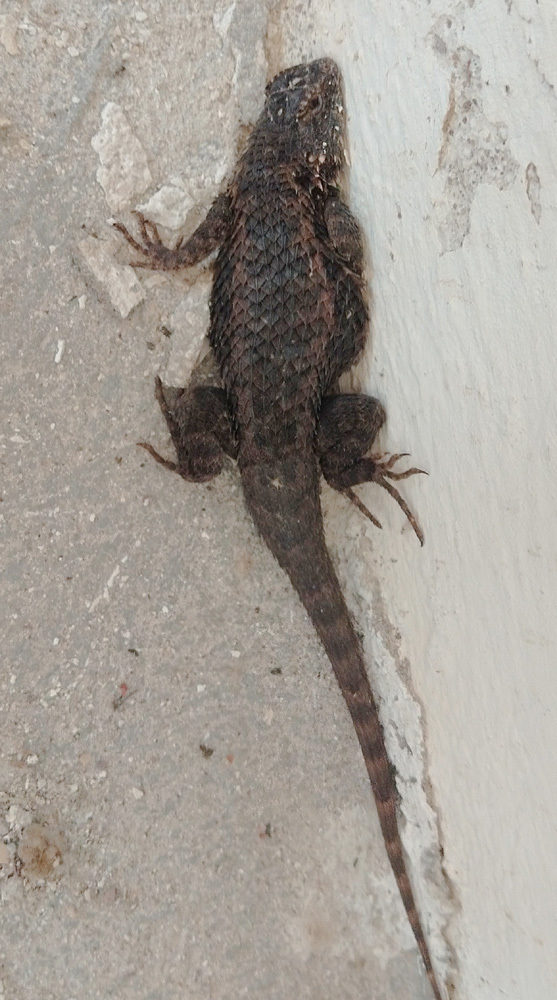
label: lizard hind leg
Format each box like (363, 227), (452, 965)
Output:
(317, 393), (426, 545)
(139, 377), (237, 483)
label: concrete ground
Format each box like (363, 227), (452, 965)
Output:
(1, 3), (444, 998)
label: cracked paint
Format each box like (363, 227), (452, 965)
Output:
(432, 38), (519, 252)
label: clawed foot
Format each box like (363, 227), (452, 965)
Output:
(346, 453), (427, 546)
(113, 212), (183, 270)
(370, 452), (426, 481)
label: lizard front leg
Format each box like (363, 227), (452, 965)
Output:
(324, 194), (364, 274)
(139, 377), (237, 482)
(317, 394), (426, 544)
(114, 192), (231, 271)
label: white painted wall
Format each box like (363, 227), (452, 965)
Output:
(281, 2), (557, 997)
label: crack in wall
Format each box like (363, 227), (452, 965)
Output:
(525, 162), (542, 223)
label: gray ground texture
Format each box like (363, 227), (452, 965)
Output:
(1, 2), (441, 998)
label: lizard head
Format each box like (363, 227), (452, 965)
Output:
(262, 58), (346, 182)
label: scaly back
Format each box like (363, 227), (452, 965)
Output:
(208, 59), (368, 462)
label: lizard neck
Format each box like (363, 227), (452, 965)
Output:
(236, 123), (340, 197)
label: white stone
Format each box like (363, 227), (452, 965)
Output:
(91, 102), (152, 212)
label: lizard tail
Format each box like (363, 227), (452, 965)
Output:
(241, 456), (442, 1000)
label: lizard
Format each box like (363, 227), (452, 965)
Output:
(114, 57), (442, 1000)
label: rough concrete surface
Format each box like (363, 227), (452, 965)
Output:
(0, 3), (445, 999)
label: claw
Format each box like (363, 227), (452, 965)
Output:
(345, 488), (383, 530)
(375, 476), (424, 546)
(137, 441), (178, 473)
(145, 219), (161, 243)
(384, 467), (427, 482)
(132, 210), (161, 247)
(152, 376), (176, 426)
(371, 451), (410, 472)
(112, 221), (146, 255)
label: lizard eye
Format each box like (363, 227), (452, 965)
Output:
(299, 93), (323, 119)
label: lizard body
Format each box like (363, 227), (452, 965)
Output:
(115, 58), (442, 1000)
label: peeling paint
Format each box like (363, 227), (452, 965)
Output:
(432, 34), (519, 252)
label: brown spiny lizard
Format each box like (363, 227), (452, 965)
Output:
(115, 57), (442, 1000)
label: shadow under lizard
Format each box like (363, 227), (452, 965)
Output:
(115, 57), (443, 1000)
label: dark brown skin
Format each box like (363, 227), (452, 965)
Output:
(115, 58), (441, 1000)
